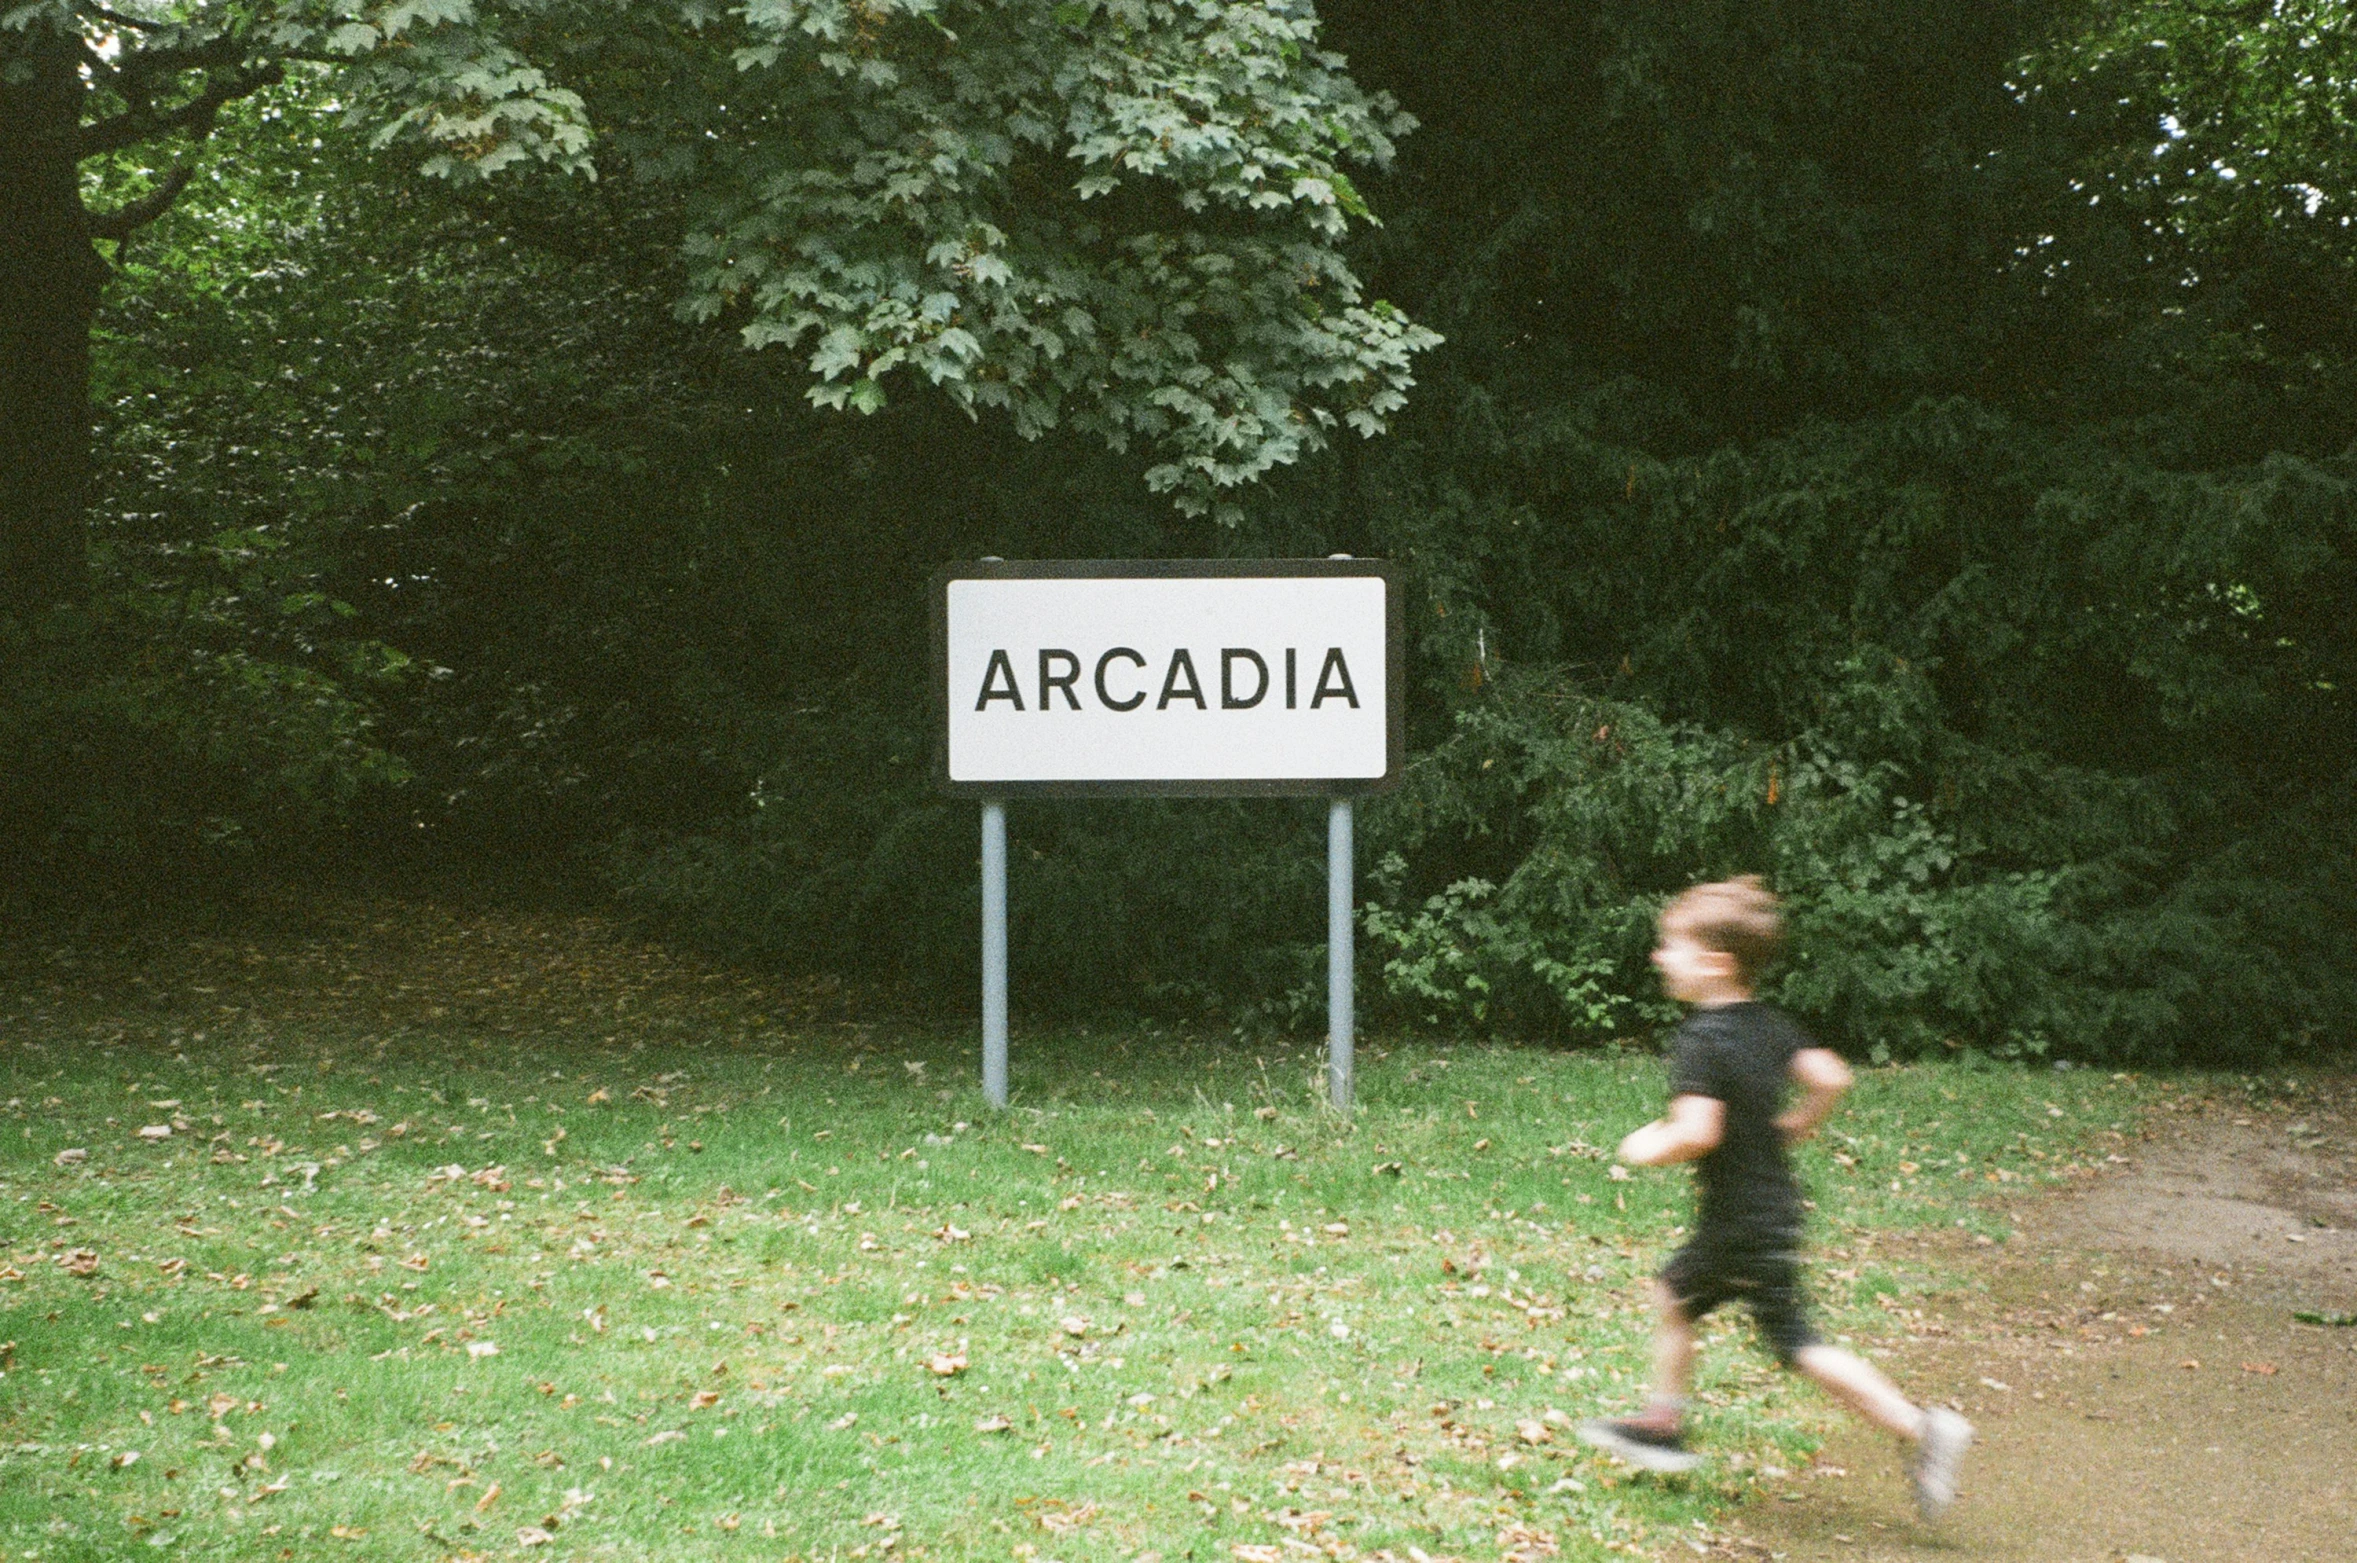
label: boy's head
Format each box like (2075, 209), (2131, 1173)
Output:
(1654, 876), (1782, 1002)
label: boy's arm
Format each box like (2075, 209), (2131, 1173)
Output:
(1617, 1093), (1725, 1167)
(1776, 1047), (1852, 1143)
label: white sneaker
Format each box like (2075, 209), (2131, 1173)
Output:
(1911, 1407), (1973, 1520)
(1575, 1416), (1703, 1474)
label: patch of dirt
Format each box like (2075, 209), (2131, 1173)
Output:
(1713, 1080), (2357, 1563)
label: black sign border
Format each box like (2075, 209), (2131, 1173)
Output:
(931, 558), (1404, 798)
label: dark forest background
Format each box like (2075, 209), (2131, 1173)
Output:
(6, 0), (2353, 1066)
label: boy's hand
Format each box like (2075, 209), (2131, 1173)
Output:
(1616, 1095), (1724, 1167)
(1779, 1047), (1852, 1145)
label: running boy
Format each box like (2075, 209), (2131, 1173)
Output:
(1577, 876), (1973, 1521)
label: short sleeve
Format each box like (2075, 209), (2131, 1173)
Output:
(1667, 1025), (1725, 1101)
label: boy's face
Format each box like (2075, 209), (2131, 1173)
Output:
(1652, 926), (1743, 1004)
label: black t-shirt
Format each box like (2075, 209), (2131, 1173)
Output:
(1667, 1001), (1812, 1245)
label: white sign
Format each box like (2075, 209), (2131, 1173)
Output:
(934, 561), (1400, 795)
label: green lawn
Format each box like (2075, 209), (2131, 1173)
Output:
(0, 943), (2168, 1563)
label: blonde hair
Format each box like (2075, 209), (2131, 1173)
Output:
(1660, 875), (1783, 985)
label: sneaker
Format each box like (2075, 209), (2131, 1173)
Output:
(1575, 1416), (1703, 1474)
(1911, 1407), (1973, 1520)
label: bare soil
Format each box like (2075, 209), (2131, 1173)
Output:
(1713, 1079), (2357, 1563)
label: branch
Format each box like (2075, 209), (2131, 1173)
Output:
(85, 163), (195, 241)
(81, 60), (283, 156)
(80, 3), (165, 31)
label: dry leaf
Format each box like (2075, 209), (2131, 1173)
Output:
(935, 1225), (971, 1243)
(53, 1148), (87, 1167)
(1039, 1502), (1099, 1534)
(2241, 1361), (2278, 1376)
(1233, 1547), (1284, 1563)
(466, 1341), (500, 1359)
(517, 1526), (555, 1547)
(62, 1249), (100, 1277)
(1061, 1316), (1090, 1337)
(475, 1482), (502, 1512)
(693, 1390), (722, 1409)
(974, 1414), (1012, 1433)
(1515, 1419), (1551, 1445)
(926, 1353), (968, 1376)
(1498, 1522), (1559, 1563)
(646, 1430), (686, 1446)
(138, 1126), (172, 1142)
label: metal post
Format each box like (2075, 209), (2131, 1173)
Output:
(1327, 796), (1354, 1111)
(981, 799), (1009, 1108)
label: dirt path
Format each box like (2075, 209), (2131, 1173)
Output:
(1715, 1079), (2357, 1563)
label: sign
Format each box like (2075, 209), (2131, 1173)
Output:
(933, 559), (1402, 796)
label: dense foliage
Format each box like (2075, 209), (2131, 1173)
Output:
(7, 0), (2354, 1065)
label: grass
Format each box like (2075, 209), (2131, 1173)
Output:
(0, 903), (2172, 1563)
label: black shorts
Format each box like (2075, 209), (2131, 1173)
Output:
(1660, 1238), (1820, 1366)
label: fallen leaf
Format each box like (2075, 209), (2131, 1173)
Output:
(926, 1353), (968, 1376)
(646, 1430), (686, 1446)
(138, 1126), (172, 1142)
(1607, 1165), (1630, 1182)
(518, 1526), (555, 1547)
(466, 1341), (499, 1359)
(974, 1414), (1012, 1433)
(1061, 1316), (1090, 1337)
(1039, 1502), (1100, 1534)
(935, 1225), (971, 1243)
(2241, 1361), (2278, 1376)
(693, 1390), (722, 1409)
(475, 1482), (502, 1512)
(1515, 1419), (1551, 1445)
(828, 1412), (859, 1431)
(63, 1248), (100, 1277)
(2179, 1359), (2201, 1370)
(1232, 1547), (1284, 1563)
(53, 1149), (86, 1167)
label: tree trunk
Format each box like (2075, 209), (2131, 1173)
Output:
(0, 27), (104, 612)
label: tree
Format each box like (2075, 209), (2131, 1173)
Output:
(0, 0), (1435, 610)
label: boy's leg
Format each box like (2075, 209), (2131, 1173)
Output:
(1790, 1344), (1927, 1441)
(1788, 1345), (1972, 1520)
(1754, 1253), (1972, 1520)
(1577, 1273), (1710, 1473)
(1643, 1279), (1698, 1427)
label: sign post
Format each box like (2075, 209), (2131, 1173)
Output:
(980, 799), (1009, 1109)
(1327, 797), (1354, 1111)
(935, 558), (1402, 1110)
